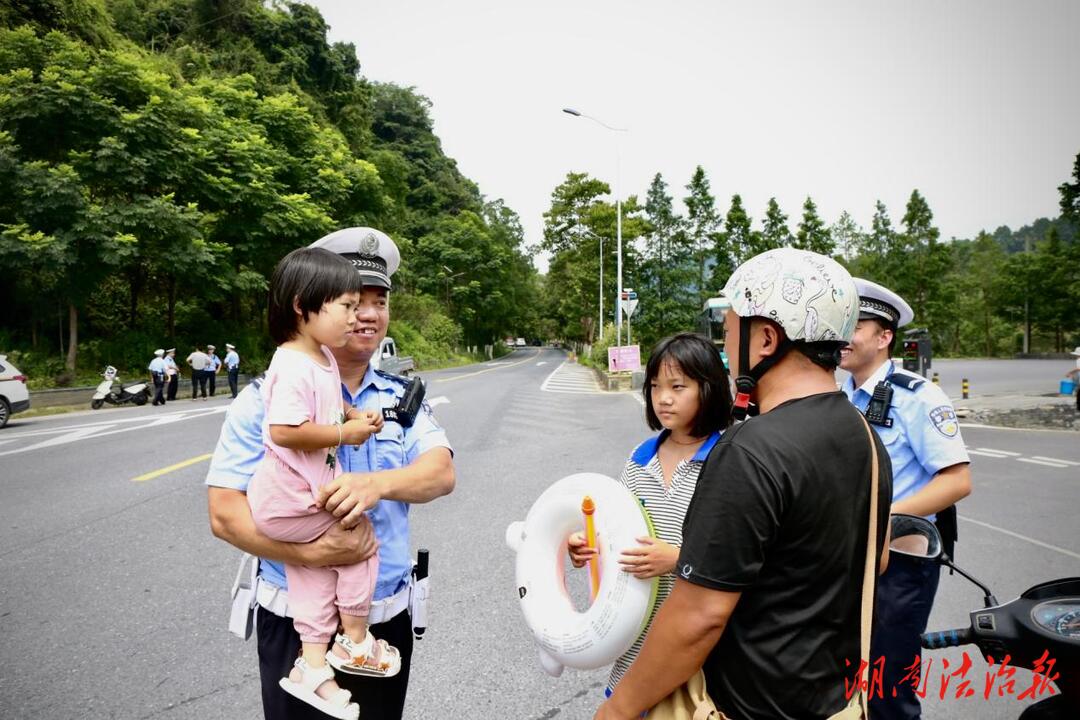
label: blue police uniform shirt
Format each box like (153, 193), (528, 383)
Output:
(163, 356), (178, 372)
(148, 357), (166, 374)
(224, 350), (239, 370)
(208, 353), (222, 371)
(205, 364), (452, 599)
(842, 359), (969, 520)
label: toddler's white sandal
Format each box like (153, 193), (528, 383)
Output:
(327, 630), (402, 678)
(278, 657), (359, 720)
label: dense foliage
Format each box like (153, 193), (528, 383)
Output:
(543, 161), (1080, 359)
(0, 0), (539, 385)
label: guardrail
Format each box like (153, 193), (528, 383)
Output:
(28, 374), (255, 409)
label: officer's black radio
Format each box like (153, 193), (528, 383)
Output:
(864, 381), (894, 428)
(381, 377), (426, 428)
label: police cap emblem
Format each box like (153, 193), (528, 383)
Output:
(359, 233), (380, 256)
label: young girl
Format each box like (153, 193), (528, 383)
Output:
(248, 247), (400, 720)
(568, 332), (733, 695)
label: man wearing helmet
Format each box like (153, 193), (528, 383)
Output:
(595, 249), (893, 720)
(841, 278), (971, 720)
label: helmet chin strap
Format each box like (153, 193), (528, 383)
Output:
(732, 315), (794, 421)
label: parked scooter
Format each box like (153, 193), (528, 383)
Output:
(889, 514), (1078, 720)
(91, 366), (150, 409)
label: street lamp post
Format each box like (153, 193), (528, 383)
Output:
(563, 107), (628, 347)
(572, 226), (606, 345)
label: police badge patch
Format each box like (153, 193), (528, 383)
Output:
(929, 405), (959, 437)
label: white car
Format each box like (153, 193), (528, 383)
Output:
(0, 354), (30, 428)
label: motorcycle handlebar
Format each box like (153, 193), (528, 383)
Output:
(921, 627), (973, 649)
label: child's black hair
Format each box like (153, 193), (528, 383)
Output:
(643, 332), (733, 437)
(268, 247), (363, 345)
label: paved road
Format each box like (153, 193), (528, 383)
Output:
(0, 348), (1076, 719)
(837, 358), (1074, 400)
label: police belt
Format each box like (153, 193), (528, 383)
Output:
(255, 576), (411, 626)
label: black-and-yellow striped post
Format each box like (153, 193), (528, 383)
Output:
(932, 372), (940, 385)
(962, 378), (970, 400)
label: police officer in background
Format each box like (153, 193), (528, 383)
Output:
(187, 345), (210, 400)
(224, 343), (240, 398)
(148, 348), (167, 406)
(206, 344), (222, 397)
(206, 227), (455, 720)
(840, 278), (972, 720)
(163, 348), (180, 401)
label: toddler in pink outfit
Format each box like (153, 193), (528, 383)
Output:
(248, 247), (400, 720)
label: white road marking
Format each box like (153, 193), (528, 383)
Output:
(959, 516), (1080, 561)
(541, 361), (604, 394)
(3, 425), (115, 454)
(1016, 457), (1070, 469)
(1031, 456), (1080, 466)
(0, 407), (227, 458)
(966, 450), (1011, 459)
(536, 362), (547, 366)
(976, 447), (1020, 456)
(427, 396), (450, 407)
(434, 348), (542, 383)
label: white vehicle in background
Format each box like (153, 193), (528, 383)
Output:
(371, 337), (415, 376)
(0, 354), (30, 428)
(515, 338), (526, 347)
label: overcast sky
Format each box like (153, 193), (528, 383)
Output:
(310, 1), (1080, 270)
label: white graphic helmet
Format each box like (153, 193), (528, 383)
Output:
(721, 248), (858, 419)
(721, 247), (858, 343)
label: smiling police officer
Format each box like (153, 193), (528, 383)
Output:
(840, 278), (972, 720)
(206, 227), (455, 720)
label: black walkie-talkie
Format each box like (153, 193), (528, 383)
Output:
(864, 381), (894, 427)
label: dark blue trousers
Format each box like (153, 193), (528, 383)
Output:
(869, 554), (941, 720)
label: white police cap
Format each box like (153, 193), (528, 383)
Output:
(154, 348), (165, 357)
(166, 347), (176, 353)
(854, 277), (914, 329)
(226, 343), (235, 350)
(309, 227), (400, 290)
(207, 344), (215, 350)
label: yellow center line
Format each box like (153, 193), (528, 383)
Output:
(430, 348), (544, 383)
(131, 453), (213, 482)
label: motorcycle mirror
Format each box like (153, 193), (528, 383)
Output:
(889, 513), (943, 561)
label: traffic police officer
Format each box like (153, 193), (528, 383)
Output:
(840, 278), (972, 720)
(206, 227), (455, 720)
(163, 348), (179, 401)
(224, 343), (240, 398)
(148, 349), (167, 406)
(206, 344), (222, 397)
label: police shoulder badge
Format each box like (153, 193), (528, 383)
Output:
(929, 405), (959, 438)
(359, 232), (380, 256)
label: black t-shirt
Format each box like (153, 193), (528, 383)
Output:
(678, 392), (892, 720)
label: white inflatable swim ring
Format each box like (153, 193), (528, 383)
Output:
(505, 472), (659, 677)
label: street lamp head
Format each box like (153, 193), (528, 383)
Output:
(562, 108), (582, 117)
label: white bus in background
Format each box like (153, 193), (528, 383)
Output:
(699, 296), (731, 370)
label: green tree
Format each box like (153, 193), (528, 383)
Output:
(756, 197), (790, 253)
(683, 166), (725, 297)
(830, 211), (863, 260)
(794, 196), (833, 255)
(639, 173), (696, 344)
(721, 194), (753, 274)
